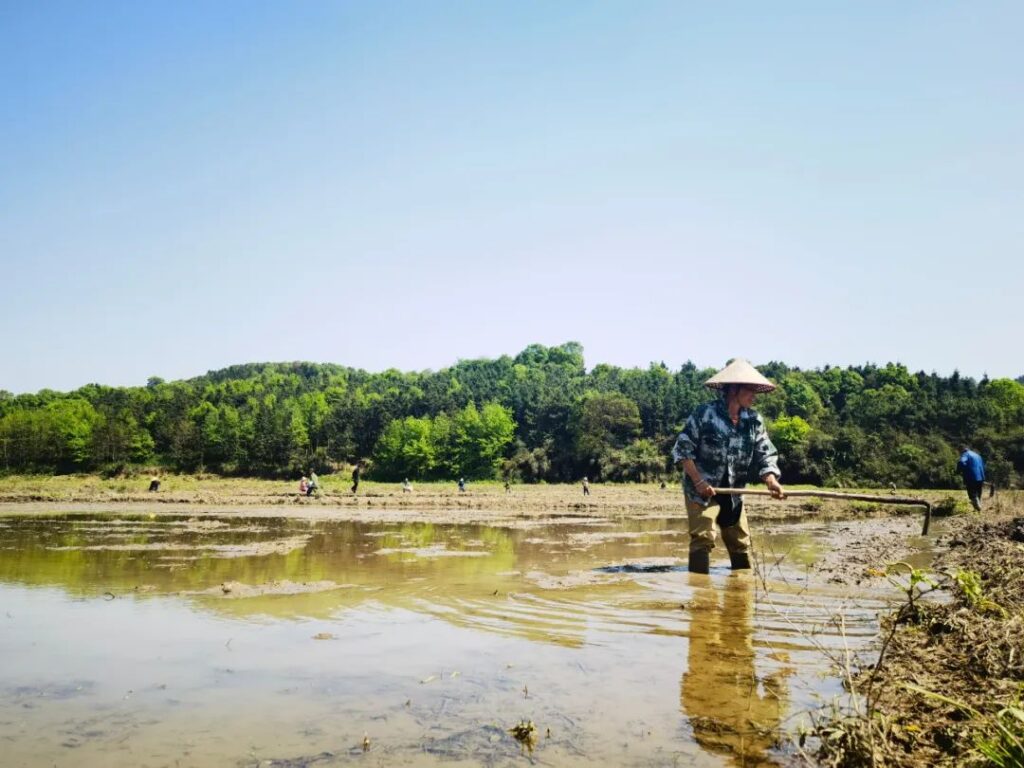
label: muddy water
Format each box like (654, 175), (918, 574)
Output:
(0, 513), (922, 767)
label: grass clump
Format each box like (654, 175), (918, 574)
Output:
(933, 496), (973, 517)
(850, 501), (881, 514)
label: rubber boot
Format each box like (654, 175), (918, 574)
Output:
(688, 549), (710, 574)
(729, 551), (751, 571)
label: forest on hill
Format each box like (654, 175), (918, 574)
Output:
(1, 343), (1022, 488)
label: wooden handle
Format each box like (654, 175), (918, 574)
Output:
(707, 487), (933, 535)
(712, 488), (930, 506)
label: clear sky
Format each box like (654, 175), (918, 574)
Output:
(2, 1), (1022, 394)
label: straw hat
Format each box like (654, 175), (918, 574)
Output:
(704, 358), (776, 393)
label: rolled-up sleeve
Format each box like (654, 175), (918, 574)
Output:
(671, 416), (700, 464)
(752, 415), (780, 479)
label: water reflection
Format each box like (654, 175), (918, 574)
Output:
(681, 576), (791, 766)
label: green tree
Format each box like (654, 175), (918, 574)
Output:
(46, 398), (101, 470)
(770, 415), (812, 453)
(571, 391), (642, 479)
(372, 416), (436, 480)
(450, 402), (516, 479)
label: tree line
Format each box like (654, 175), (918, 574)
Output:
(1, 342), (1022, 488)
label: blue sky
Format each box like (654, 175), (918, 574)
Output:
(2, 1), (1022, 393)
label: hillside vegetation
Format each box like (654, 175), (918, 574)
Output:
(1, 343), (1021, 487)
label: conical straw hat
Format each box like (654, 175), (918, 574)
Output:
(704, 358), (776, 393)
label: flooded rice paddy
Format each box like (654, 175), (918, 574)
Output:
(0, 511), (931, 767)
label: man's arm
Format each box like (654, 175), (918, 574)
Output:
(753, 415), (785, 498)
(671, 413), (716, 499)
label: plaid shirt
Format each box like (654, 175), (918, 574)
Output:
(671, 400), (780, 505)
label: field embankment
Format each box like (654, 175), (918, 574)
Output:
(809, 494), (1024, 767)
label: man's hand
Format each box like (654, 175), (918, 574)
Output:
(680, 458), (716, 499)
(764, 474), (785, 499)
(697, 480), (716, 499)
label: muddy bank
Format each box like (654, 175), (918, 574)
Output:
(809, 508), (1024, 767)
(756, 514), (931, 588)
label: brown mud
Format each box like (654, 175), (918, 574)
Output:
(809, 496), (1024, 768)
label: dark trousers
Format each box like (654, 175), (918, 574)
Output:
(966, 480), (984, 511)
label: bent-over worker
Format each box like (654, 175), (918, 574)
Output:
(671, 359), (785, 574)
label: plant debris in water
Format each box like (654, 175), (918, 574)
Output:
(509, 719), (537, 750)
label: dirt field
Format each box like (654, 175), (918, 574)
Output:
(0, 473), (958, 525)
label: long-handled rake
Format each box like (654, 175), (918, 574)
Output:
(710, 488), (935, 535)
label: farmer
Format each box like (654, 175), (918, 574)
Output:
(582, 476), (590, 496)
(671, 359), (785, 574)
(351, 462), (361, 494)
(956, 445), (985, 511)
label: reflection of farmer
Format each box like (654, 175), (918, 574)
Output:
(957, 445), (986, 511)
(681, 578), (790, 766)
(671, 359), (784, 574)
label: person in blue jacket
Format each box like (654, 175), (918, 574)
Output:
(957, 445), (986, 511)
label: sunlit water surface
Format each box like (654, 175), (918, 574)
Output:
(0, 512), (923, 767)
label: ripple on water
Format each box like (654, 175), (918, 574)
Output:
(0, 512), (926, 767)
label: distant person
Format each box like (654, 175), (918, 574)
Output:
(351, 463), (361, 494)
(660, 480), (667, 490)
(458, 478), (466, 493)
(148, 475), (160, 492)
(671, 359), (784, 574)
(504, 480), (511, 494)
(957, 445), (986, 511)
(307, 471), (319, 497)
(582, 477), (590, 497)
(299, 476), (309, 496)
(402, 478), (412, 494)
